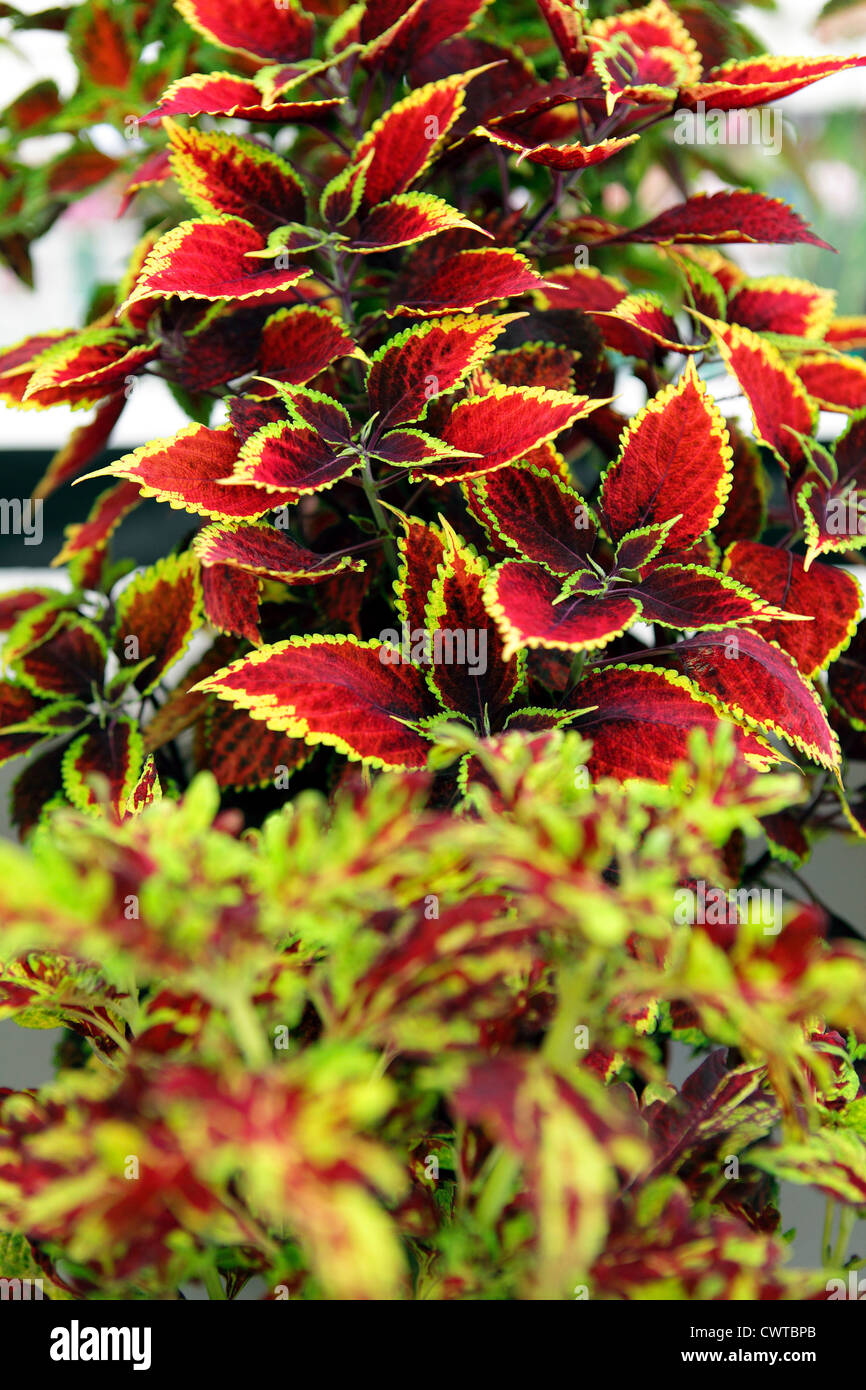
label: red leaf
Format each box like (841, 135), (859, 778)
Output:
(631, 563), (781, 630)
(34, 392), (126, 497)
(201, 563), (260, 644)
(175, 0), (314, 63)
(423, 383), (602, 483)
(70, 0), (133, 87)
(828, 624), (866, 732)
(6, 608), (107, 701)
(200, 699), (309, 789)
(143, 72), (340, 123)
(353, 72), (485, 211)
(0, 682), (49, 768)
(480, 128), (637, 171)
(795, 354), (866, 414)
(164, 119), (307, 233)
(486, 562), (639, 658)
(599, 363), (732, 550)
(87, 423), (297, 519)
(723, 541), (862, 678)
(711, 424), (767, 551)
(393, 246), (547, 315)
(122, 218), (312, 309)
(112, 554), (202, 694)
(605, 191), (834, 251)
(194, 520), (366, 583)
(481, 343), (576, 393)
(537, 0), (587, 74)
(361, 0), (492, 71)
(573, 665), (776, 781)
(366, 315), (511, 429)
(23, 330), (157, 410)
(195, 635), (436, 770)
(258, 305), (359, 384)
(727, 278), (836, 339)
(422, 527), (521, 723)
(707, 320), (816, 474)
(465, 460), (595, 573)
(232, 420), (359, 497)
(53, 481), (141, 570)
(348, 192), (485, 252)
(672, 628), (840, 770)
(680, 54), (866, 112)
(394, 516), (448, 633)
(62, 718), (143, 817)
(118, 148), (173, 216)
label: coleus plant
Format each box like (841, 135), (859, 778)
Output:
(1, 0), (866, 1300)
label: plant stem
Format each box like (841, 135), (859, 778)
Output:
(361, 455), (397, 571)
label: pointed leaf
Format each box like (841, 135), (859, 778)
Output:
(795, 353), (866, 414)
(164, 119), (307, 233)
(727, 277), (836, 339)
(87, 423), (296, 519)
(600, 363), (732, 550)
(724, 541), (862, 678)
(194, 635), (435, 770)
(680, 53), (866, 112)
(423, 528), (522, 723)
(419, 383), (603, 483)
(112, 554), (202, 694)
(352, 72), (480, 210)
(366, 315), (511, 430)
(143, 72), (340, 123)
(706, 319), (817, 474)
(394, 247), (547, 315)
(232, 419), (360, 496)
(175, 0), (314, 63)
(194, 520), (365, 583)
(673, 628), (841, 770)
(122, 217), (312, 309)
(201, 563), (260, 644)
(349, 192), (485, 252)
(486, 562), (639, 659)
(573, 664), (777, 781)
(605, 191), (835, 250)
(465, 460), (595, 574)
(258, 305), (360, 384)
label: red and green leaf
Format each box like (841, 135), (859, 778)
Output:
(486, 562), (639, 659)
(258, 305), (361, 385)
(599, 363), (732, 550)
(704, 320), (817, 475)
(61, 717), (144, 817)
(680, 54), (866, 112)
(112, 553), (202, 694)
(366, 315), (512, 429)
(194, 520), (366, 584)
(194, 635), (436, 770)
(419, 383), (602, 483)
(394, 247), (547, 315)
(672, 628), (841, 770)
(423, 527), (522, 722)
(85, 423), (297, 519)
(572, 664), (778, 781)
(164, 119), (307, 233)
(175, 0), (315, 63)
(465, 461), (595, 574)
(122, 218), (312, 309)
(605, 191), (835, 251)
(723, 541), (861, 678)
